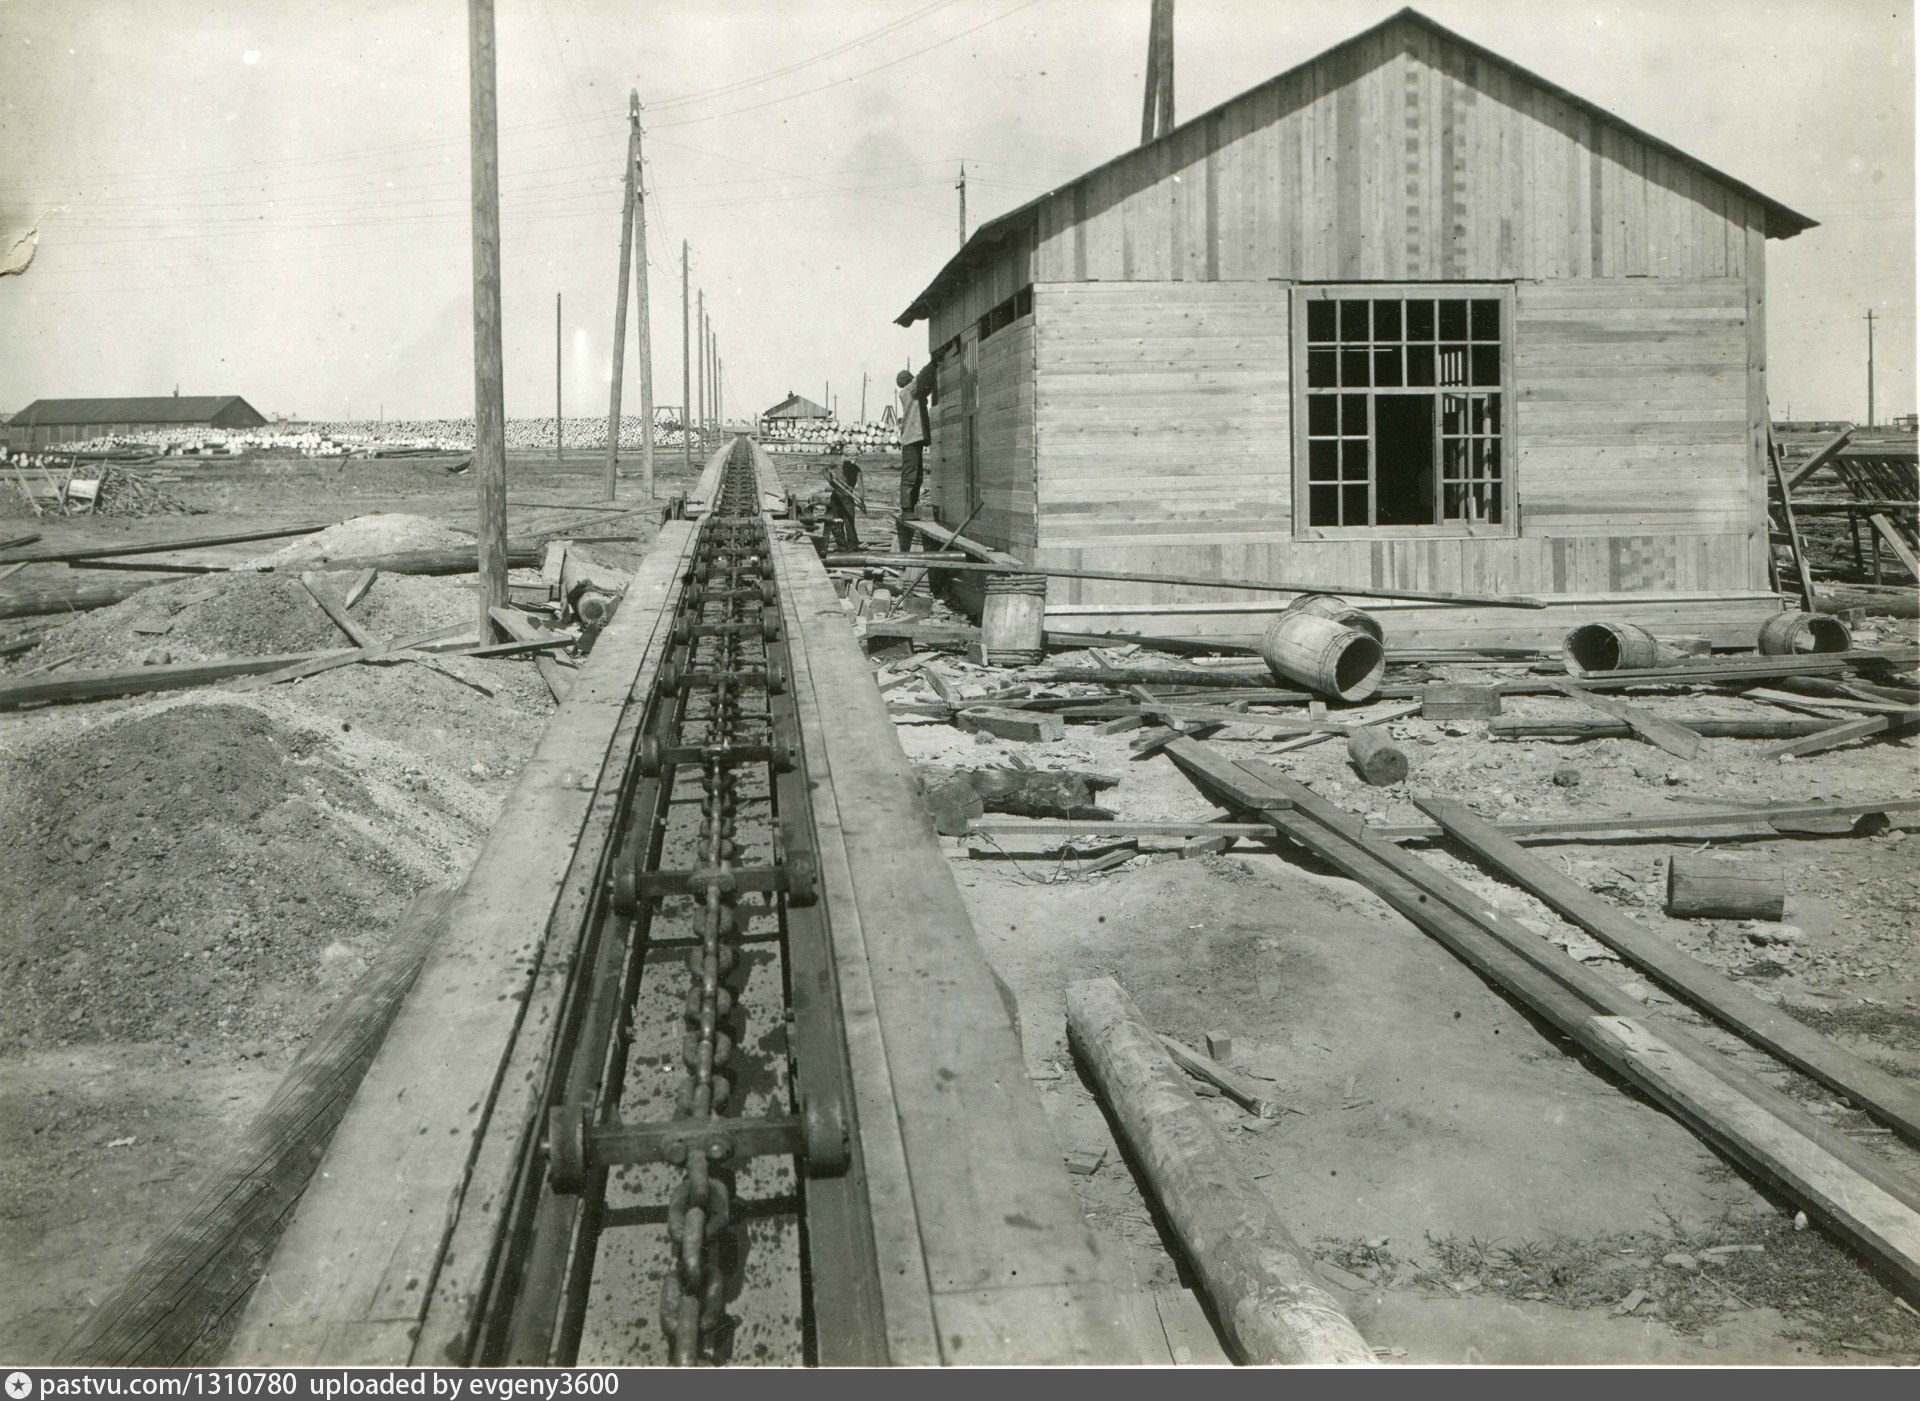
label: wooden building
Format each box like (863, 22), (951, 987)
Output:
(7, 395), (267, 451)
(895, 8), (1815, 646)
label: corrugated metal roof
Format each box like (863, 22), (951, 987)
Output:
(898, 6), (1817, 326)
(9, 395), (265, 426)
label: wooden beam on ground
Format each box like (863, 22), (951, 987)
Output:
(0, 649), (355, 710)
(0, 575), (177, 621)
(1490, 716), (1838, 741)
(1414, 796), (1920, 1146)
(1547, 679), (1703, 759)
(341, 569), (377, 610)
(1066, 979), (1375, 1366)
(1158, 1036), (1287, 1119)
(301, 574), (378, 649)
(900, 516), (1022, 564)
(831, 551), (1545, 609)
(56, 891), (456, 1365)
(1160, 738), (1920, 1296)
(1759, 715), (1891, 759)
(0, 521), (328, 566)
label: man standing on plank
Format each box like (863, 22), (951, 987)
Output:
(895, 362), (935, 551)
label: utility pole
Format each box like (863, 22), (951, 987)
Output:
(1866, 308), (1877, 427)
(681, 240), (692, 477)
(468, 0), (508, 640)
(695, 292), (705, 437)
(1141, 0), (1175, 144)
(632, 100), (656, 498)
(956, 163), (967, 246)
(554, 291), (563, 460)
(605, 91), (640, 499)
(861, 370), (868, 424)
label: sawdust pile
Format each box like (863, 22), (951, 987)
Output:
(0, 692), (502, 1055)
(250, 512), (474, 565)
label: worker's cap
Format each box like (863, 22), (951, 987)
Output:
(896, 369), (913, 386)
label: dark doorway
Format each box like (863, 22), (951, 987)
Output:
(1375, 394), (1435, 526)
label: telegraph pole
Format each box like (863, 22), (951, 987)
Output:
(681, 240), (692, 477)
(633, 101), (656, 498)
(554, 292), (563, 460)
(605, 91), (640, 499)
(696, 292), (706, 436)
(468, 0), (508, 640)
(957, 163), (967, 246)
(1866, 308), (1878, 427)
(861, 370), (868, 425)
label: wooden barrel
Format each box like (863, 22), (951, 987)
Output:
(1562, 621), (1662, 675)
(1259, 612), (1383, 702)
(1285, 593), (1384, 643)
(980, 572), (1047, 665)
(1758, 610), (1852, 656)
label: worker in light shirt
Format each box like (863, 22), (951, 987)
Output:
(894, 363), (935, 552)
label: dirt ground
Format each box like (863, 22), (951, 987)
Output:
(0, 447), (705, 1361)
(878, 625), (1920, 1364)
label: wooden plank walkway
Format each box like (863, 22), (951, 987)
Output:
(225, 521), (700, 1365)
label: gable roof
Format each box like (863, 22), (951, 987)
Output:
(10, 395), (265, 426)
(763, 392), (830, 420)
(899, 7), (1815, 325)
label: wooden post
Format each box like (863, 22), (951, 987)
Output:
(695, 291), (706, 436)
(1346, 727), (1408, 785)
(1667, 852), (1788, 921)
(1065, 978), (1376, 1365)
(681, 240), (692, 479)
(861, 370), (868, 424)
(553, 291), (562, 460)
(956, 163), (967, 246)
(468, 0), (508, 641)
(632, 100), (655, 499)
(603, 91), (639, 501)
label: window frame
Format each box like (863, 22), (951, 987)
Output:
(1290, 283), (1518, 541)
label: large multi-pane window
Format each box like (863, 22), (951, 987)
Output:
(1295, 287), (1512, 534)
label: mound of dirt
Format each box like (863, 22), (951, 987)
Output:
(0, 693), (492, 1053)
(250, 512), (473, 565)
(17, 569), (477, 670)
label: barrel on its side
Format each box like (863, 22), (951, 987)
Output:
(980, 572), (1047, 666)
(1285, 593), (1385, 644)
(1758, 610), (1852, 656)
(1260, 612), (1383, 702)
(1563, 621), (1662, 675)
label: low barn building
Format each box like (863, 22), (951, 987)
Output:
(7, 395), (267, 451)
(896, 8), (1814, 647)
(761, 392), (831, 425)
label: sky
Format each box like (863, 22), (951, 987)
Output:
(0, 0), (1912, 424)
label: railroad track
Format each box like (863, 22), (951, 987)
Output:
(457, 439), (877, 1365)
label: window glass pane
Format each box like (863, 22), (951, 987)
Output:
(1339, 300), (1370, 340)
(1485, 394), (1502, 435)
(1373, 346), (1403, 388)
(1471, 344), (1501, 387)
(1406, 344), (1435, 386)
(1309, 438), (1338, 480)
(1443, 482), (1466, 520)
(1479, 436), (1502, 482)
(1307, 300), (1336, 343)
(1441, 435), (1470, 480)
(1308, 394), (1338, 436)
(1438, 346), (1469, 387)
(1442, 394), (1469, 437)
(1310, 485), (1340, 526)
(1471, 299), (1501, 340)
(1342, 485), (1369, 524)
(1342, 439), (1369, 481)
(1341, 393), (1367, 434)
(1438, 299), (1468, 339)
(1407, 300), (1434, 339)
(1468, 395), (1495, 436)
(1479, 481), (1502, 525)
(1341, 348), (1371, 387)
(1307, 348), (1337, 389)
(1373, 301), (1401, 340)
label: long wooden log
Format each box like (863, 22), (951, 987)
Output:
(1065, 978), (1375, 1365)
(58, 890), (456, 1365)
(828, 552), (1546, 609)
(1160, 739), (1920, 1294)
(1489, 716), (1837, 740)
(0, 575), (171, 620)
(0, 650), (354, 709)
(0, 522), (328, 566)
(1416, 796), (1920, 1146)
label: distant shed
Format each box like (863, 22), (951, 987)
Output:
(8, 396), (267, 451)
(896, 7), (1815, 647)
(761, 392), (831, 423)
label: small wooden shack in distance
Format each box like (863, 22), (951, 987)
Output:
(895, 7), (1815, 647)
(8, 395), (267, 452)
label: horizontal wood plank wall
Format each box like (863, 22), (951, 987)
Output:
(1028, 18), (1757, 285)
(1029, 280), (1762, 613)
(928, 230), (1033, 348)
